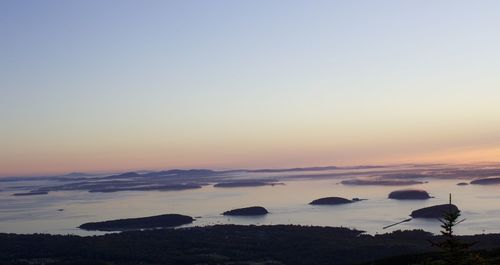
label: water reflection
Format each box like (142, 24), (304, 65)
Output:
(1, 172), (500, 236)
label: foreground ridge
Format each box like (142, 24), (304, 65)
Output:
(2, 225), (500, 265)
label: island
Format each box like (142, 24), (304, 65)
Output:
(87, 184), (202, 193)
(214, 181), (283, 188)
(309, 197), (356, 205)
(12, 191), (49, 196)
(341, 179), (424, 186)
(31, 168), (218, 193)
(388, 189), (431, 200)
(79, 214), (194, 231)
(457, 182), (469, 186)
(470, 177), (500, 185)
(410, 204), (459, 218)
(222, 206), (269, 216)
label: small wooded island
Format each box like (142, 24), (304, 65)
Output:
(79, 214), (194, 231)
(222, 206), (269, 216)
(12, 191), (49, 196)
(309, 197), (359, 205)
(214, 181), (283, 188)
(470, 177), (500, 185)
(341, 179), (424, 186)
(410, 204), (459, 218)
(388, 189), (431, 200)
(88, 184), (203, 193)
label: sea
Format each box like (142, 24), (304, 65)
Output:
(1, 164), (500, 236)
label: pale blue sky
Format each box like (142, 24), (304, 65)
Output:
(1, 1), (500, 176)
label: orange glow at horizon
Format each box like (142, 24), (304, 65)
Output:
(2, 140), (500, 177)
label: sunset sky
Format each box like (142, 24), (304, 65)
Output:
(1, 1), (500, 176)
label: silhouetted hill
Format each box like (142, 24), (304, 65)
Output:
(248, 166), (339, 173)
(2, 225), (500, 265)
(63, 172), (93, 177)
(341, 179), (424, 186)
(214, 181), (283, 188)
(143, 169), (217, 177)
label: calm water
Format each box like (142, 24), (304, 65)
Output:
(1, 172), (500, 236)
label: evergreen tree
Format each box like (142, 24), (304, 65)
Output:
(429, 194), (484, 265)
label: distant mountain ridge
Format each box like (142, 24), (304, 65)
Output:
(0, 165), (388, 180)
(246, 165), (383, 173)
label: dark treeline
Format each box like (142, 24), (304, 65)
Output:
(2, 225), (500, 265)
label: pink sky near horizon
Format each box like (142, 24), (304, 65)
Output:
(2, 1), (500, 177)
(2, 141), (500, 177)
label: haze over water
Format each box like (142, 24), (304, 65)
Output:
(1, 163), (500, 236)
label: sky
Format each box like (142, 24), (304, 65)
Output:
(1, 0), (500, 176)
